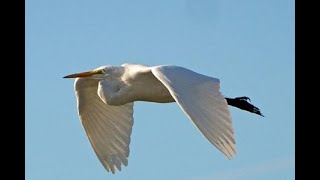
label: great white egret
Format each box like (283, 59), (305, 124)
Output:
(64, 63), (263, 174)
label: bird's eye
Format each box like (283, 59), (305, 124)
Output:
(94, 69), (104, 74)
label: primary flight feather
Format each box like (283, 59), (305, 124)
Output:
(64, 63), (263, 174)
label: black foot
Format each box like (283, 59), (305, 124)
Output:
(225, 96), (264, 117)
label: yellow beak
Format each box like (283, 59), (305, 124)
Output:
(63, 70), (103, 78)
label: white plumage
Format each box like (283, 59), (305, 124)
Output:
(75, 78), (133, 173)
(65, 64), (237, 174)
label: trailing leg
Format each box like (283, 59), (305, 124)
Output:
(225, 96), (264, 117)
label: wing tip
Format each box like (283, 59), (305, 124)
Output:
(101, 158), (130, 174)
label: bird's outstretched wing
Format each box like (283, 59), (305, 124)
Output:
(151, 66), (236, 159)
(74, 78), (134, 173)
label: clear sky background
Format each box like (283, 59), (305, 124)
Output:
(26, 0), (295, 179)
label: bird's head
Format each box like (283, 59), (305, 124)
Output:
(63, 65), (124, 79)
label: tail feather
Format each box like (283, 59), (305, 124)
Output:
(225, 96), (264, 117)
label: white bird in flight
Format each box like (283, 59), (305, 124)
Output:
(64, 63), (263, 174)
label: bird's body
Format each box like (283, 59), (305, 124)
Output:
(102, 64), (175, 104)
(64, 63), (263, 174)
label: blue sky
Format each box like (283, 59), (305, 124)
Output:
(26, 0), (295, 179)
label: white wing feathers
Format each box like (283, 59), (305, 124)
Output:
(74, 78), (134, 173)
(151, 66), (236, 159)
